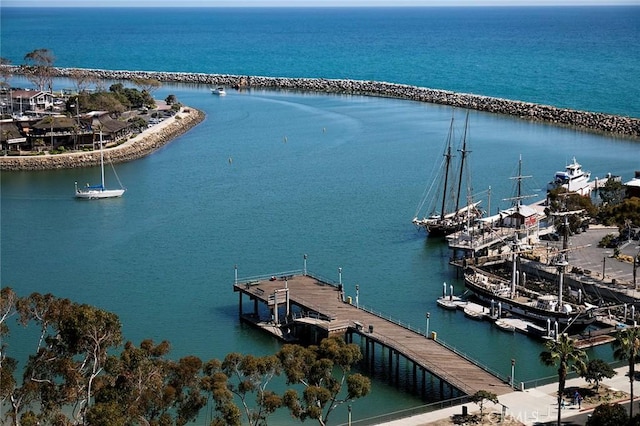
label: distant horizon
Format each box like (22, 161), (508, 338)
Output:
(2, 0), (638, 7)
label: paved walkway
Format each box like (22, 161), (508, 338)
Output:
(383, 366), (635, 425)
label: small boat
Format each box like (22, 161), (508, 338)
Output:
(547, 157), (591, 195)
(463, 304), (485, 320)
(437, 296), (464, 310)
(494, 319), (516, 332)
(75, 131), (125, 200)
(211, 87), (226, 96)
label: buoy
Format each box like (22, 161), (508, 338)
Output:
(228, 157), (233, 164)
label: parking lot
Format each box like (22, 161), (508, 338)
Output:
(540, 225), (640, 288)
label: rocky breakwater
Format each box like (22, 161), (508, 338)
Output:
(0, 107), (205, 171)
(51, 68), (640, 138)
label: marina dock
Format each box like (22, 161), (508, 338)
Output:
(233, 273), (514, 398)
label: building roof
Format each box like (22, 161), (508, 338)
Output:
(10, 89), (49, 100)
(31, 116), (78, 130)
(0, 121), (23, 141)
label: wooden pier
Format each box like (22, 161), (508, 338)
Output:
(233, 273), (514, 398)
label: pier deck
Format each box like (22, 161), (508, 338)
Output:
(234, 274), (514, 397)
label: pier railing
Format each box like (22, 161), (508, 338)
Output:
(236, 269), (340, 287)
(358, 303), (510, 387)
(336, 396), (470, 426)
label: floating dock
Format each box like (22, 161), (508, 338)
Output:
(233, 272), (514, 398)
(436, 295), (624, 348)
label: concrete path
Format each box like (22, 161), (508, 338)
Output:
(383, 366), (635, 425)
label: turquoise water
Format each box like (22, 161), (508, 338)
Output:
(1, 6), (640, 422)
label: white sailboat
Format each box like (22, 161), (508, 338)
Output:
(75, 131), (125, 200)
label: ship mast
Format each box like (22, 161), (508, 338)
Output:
(455, 112), (470, 214)
(439, 118), (454, 221)
(503, 155), (536, 213)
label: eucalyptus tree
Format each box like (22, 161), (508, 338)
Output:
(0, 287), (18, 419)
(219, 352), (283, 426)
(12, 294), (122, 424)
(22, 48), (55, 92)
(613, 326), (640, 419)
(278, 335), (371, 426)
(88, 339), (172, 424)
(201, 358), (242, 426)
(540, 333), (587, 426)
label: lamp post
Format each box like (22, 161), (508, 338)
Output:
(511, 359), (515, 389)
(234, 264), (238, 285)
(634, 246), (639, 292)
(425, 312), (430, 338)
(303, 254), (307, 276)
(348, 404), (352, 426)
(355, 284), (359, 308)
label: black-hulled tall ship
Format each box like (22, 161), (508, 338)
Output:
(412, 112), (482, 237)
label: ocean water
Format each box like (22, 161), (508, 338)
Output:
(1, 6), (639, 423)
(1, 6), (639, 117)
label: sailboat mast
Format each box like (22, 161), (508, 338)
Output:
(455, 112), (470, 213)
(99, 130), (105, 189)
(440, 119), (454, 221)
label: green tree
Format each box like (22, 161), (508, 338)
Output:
(470, 389), (498, 418)
(215, 352), (283, 426)
(11, 294), (122, 424)
(201, 359), (242, 426)
(586, 403), (628, 426)
(600, 178), (627, 206)
(90, 339), (172, 424)
(165, 94), (177, 105)
(132, 77), (160, 108)
(540, 333), (587, 426)
(603, 197), (640, 228)
(581, 359), (616, 392)
(613, 326), (640, 419)
(278, 336), (371, 426)
(0, 288), (18, 420)
(22, 48), (55, 92)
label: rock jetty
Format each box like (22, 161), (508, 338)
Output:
(0, 107), (205, 171)
(49, 67), (640, 138)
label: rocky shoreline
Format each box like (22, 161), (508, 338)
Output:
(48, 67), (640, 138)
(3, 67), (638, 171)
(0, 107), (205, 171)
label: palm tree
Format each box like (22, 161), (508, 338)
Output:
(540, 333), (587, 426)
(612, 326), (640, 419)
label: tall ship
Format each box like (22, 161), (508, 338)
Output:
(463, 261), (596, 333)
(547, 157), (592, 195)
(412, 112), (482, 237)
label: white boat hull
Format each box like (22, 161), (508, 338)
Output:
(75, 188), (125, 199)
